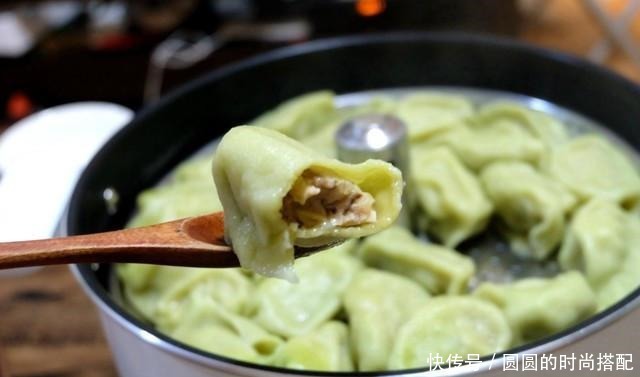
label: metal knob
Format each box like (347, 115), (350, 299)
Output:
(336, 114), (411, 227)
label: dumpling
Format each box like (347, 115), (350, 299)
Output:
(212, 126), (403, 280)
(545, 135), (640, 208)
(170, 297), (282, 364)
(272, 321), (354, 371)
(388, 296), (511, 369)
(412, 146), (493, 247)
(252, 247), (362, 338)
(117, 265), (202, 320)
(481, 161), (576, 260)
(474, 271), (597, 345)
(128, 162), (222, 228)
(474, 102), (569, 148)
(252, 90), (337, 140)
(558, 199), (628, 289)
(594, 216), (640, 310)
(153, 269), (254, 332)
(355, 226), (475, 294)
(394, 93), (473, 141)
(344, 269), (429, 371)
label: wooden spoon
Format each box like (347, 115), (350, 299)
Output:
(0, 212), (332, 269)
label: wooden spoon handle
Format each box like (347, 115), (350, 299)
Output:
(0, 213), (239, 269)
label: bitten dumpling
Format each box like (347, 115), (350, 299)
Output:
(344, 269), (429, 371)
(253, 245), (362, 338)
(546, 135), (640, 208)
(474, 271), (597, 345)
(388, 297), (511, 369)
(272, 321), (354, 371)
(212, 126), (403, 280)
(412, 147), (493, 247)
(558, 199), (628, 289)
(355, 226), (475, 294)
(394, 93), (473, 141)
(481, 161), (576, 260)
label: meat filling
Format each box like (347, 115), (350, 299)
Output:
(281, 170), (377, 228)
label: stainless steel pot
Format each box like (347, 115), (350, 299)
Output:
(68, 33), (640, 376)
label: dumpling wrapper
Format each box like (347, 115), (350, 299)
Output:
(558, 199), (628, 289)
(388, 296), (511, 369)
(474, 102), (569, 148)
(412, 146), (492, 247)
(593, 215), (640, 310)
(170, 297), (282, 364)
(128, 158), (222, 228)
(481, 161), (576, 260)
(355, 226), (475, 295)
(474, 271), (596, 345)
(253, 243), (362, 338)
(394, 93), (473, 141)
(153, 268), (254, 332)
(213, 126), (403, 280)
(344, 269), (429, 371)
(252, 90), (336, 140)
(272, 321), (354, 372)
(117, 265), (202, 320)
(545, 134), (640, 208)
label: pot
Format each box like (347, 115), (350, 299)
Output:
(68, 33), (640, 376)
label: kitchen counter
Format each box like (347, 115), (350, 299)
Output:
(1, 1), (639, 376)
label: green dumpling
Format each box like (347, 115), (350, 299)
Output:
(388, 296), (511, 369)
(170, 297), (282, 364)
(474, 271), (597, 345)
(272, 321), (354, 372)
(252, 247), (362, 338)
(153, 268), (254, 332)
(412, 146), (492, 247)
(545, 135), (640, 207)
(213, 126), (403, 280)
(394, 93), (473, 141)
(474, 102), (569, 148)
(355, 226), (475, 294)
(558, 199), (628, 289)
(344, 269), (429, 371)
(594, 216), (640, 310)
(117, 265), (203, 320)
(481, 161), (576, 260)
(253, 90), (336, 140)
